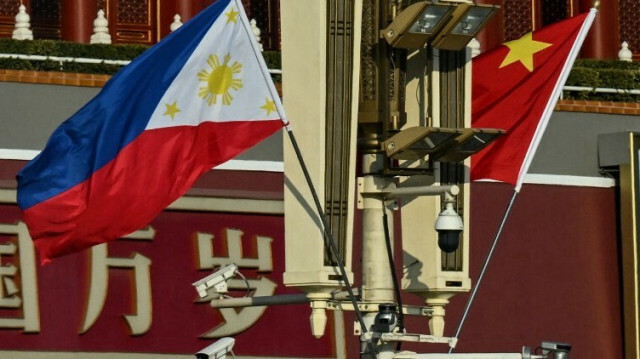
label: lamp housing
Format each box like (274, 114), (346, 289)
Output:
(382, 126), (504, 162)
(431, 127), (505, 163)
(430, 3), (499, 51)
(381, 2), (454, 49)
(383, 126), (460, 160)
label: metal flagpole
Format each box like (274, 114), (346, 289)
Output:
(234, 1), (375, 355)
(283, 129), (369, 334)
(449, 190), (519, 354)
(449, 10), (598, 352)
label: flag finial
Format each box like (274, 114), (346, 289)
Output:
(592, 0), (599, 9)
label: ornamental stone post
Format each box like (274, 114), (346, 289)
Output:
(12, 5), (33, 41)
(90, 10), (112, 44)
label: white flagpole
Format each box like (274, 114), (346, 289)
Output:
(234, 0), (289, 126)
(514, 8), (597, 192)
(450, 10), (598, 353)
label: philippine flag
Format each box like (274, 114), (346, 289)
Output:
(17, 0), (285, 263)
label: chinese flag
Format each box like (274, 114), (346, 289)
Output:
(470, 10), (595, 190)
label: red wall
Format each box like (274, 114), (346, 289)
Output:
(415, 183), (622, 357)
(340, 182), (623, 358)
(0, 158), (625, 357)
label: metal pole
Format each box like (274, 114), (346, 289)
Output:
(210, 293), (310, 308)
(285, 128), (377, 358)
(361, 154), (397, 359)
(449, 190), (519, 353)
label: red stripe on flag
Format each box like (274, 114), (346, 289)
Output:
(23, 120), (283, 263)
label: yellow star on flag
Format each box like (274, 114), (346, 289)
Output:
(164, 101), (181, 119)
(226, 8), (239, 24)
(499, 32), (552, 72)
(261, 98), (277, 116)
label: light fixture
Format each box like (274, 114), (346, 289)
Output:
(381, 2), (499, 50)
(430, 128), (505, 163)
(382, 126), (504, 162)
(430, 3), (499, 51)
(382, 126), (461, 160)
(381, 2), (455, 49)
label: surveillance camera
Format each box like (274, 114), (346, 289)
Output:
(196, 337), (235, 359)
(541, 341), (571, 359)
(192, 264), (238, 298)
(373, 303), (398, 334)
(434, 201), (463, 253)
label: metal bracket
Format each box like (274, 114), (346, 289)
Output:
(357, 177), (459, 209)
(363, 331), (457, 348)
(326, 300), (433, 317)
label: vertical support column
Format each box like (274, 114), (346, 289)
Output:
(361, 155), (395, 306)
(360, 153), (396, 359)
(60, 0), (97, 43)
(281, 0), (361, 339)
(577, 0), (619, 59)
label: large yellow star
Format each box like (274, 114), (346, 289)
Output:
(226, 8), (239, 24)
(163, 101), (181, 119)
(261, 98), (277, 116)
(499, 32), (552, 72)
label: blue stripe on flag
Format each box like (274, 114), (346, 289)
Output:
(17, 0), (232, 210)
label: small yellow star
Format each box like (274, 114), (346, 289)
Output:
(499, 32), (552, 72)
(226, 8), (239, 24)
(261, 98), (277, 116)
(164, 101), (181, 119)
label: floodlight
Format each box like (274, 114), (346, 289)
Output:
(431, 3), (499, 51)
(431, 128), (504, 163)
(382, 126), (503, 162)
(382, 126), (461, 160)
(381, 2), (455, 49)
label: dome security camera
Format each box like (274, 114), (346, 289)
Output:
(434, 200), (463, 253)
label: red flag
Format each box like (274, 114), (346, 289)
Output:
(471, 10), (596, 191)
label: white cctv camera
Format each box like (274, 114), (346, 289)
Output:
(434, 200), (463, 253)
(541, 341), (571, 359)
(195, 337), (235, 359)
(192, 264), (238, 298)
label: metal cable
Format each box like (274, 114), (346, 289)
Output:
(286, 128), (377, 357)
(448, 190), (519, 353)
(381, 201), (405, 350)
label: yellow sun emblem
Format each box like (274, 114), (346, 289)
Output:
(198, 53), (243, 106)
